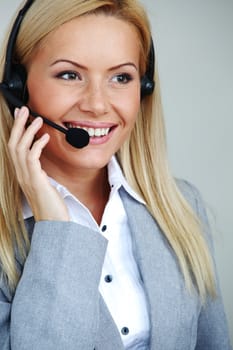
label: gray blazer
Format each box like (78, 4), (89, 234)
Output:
(0, 180), (231, 349)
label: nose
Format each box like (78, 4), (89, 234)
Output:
(78, 81), (109, 117)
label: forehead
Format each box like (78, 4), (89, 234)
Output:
(32, 14), (141, 65)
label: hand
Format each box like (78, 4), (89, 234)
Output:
(8, 107), (70, 222)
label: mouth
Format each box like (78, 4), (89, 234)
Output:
(64, 123), (114, 138)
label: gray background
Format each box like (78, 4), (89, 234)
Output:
(0, 0), (232, 344)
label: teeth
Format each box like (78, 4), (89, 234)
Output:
(66, 123), (110, 137)
(88, 128), (95, 137)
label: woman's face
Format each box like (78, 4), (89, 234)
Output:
(26, 14), (141, 175)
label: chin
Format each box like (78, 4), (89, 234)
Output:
(74, 152), (112, 170)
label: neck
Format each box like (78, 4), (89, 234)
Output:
(44, 163), (110, 225)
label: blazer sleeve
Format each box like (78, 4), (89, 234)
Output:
(179, 180), (232, 350)
(0, 220), (108, 350)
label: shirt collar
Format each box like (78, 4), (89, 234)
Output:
(107, 156), (145, 204)
(22, 156), (145, 219)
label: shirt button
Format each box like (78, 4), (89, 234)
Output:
(121, 327), (129, 335)
(104, 275), (113, 283)
(101, 225), (107, 232)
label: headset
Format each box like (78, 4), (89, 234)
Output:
(0, 0), (155, 148)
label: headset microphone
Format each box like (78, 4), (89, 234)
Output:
(0, 84), (90, 149)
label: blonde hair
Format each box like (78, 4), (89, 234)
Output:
(0, 0), (215, 300)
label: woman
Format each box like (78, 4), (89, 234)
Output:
(0, 0), (231, 349)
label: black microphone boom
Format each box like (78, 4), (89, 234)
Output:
(0, 84), (90, 149)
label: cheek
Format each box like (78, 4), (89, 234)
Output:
(26, 74), (67, 119)
(115, 82), (140, 113)
(122, 91), (141, 126)
(27, 81), (50, 116)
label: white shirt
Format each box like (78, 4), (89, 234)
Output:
(23, 157), (150, 349)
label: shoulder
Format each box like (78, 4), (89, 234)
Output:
(176, 178), (202, 204)
(176, 178), (213, 245)
(176, 178), (207, 219)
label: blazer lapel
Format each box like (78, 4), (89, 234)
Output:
(120, 188), (184, 349)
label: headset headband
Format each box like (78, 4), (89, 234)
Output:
(1, 0), (155, 102)
(4, 0), (34, 83)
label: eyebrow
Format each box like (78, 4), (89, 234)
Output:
(50, 59), (138, 71)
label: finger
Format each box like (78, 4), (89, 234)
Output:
(26, 133), (50, 177)
(17, 116), (43, 152)
(8, 107), (45, 185)
(15, 117), (46, 181)
(9, 107), (43, 151)
(8, 107), (31, 183)
(10, 117), (43, 176)
(11, 133), (50, 195)
(8, 107), (30, 150)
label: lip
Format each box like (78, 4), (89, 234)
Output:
(63, 120), (115, 129)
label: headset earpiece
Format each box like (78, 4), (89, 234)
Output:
(7, 63), (28, 100)
(140, 39), (155, 99)
(2, 63), (28, 114)
(8, 64), (26, 91)
(140, 75), (155, 99)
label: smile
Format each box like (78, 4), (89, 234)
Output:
(65, 123), (111, 137)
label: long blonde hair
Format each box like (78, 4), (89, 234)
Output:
(0, 0), (215, 300)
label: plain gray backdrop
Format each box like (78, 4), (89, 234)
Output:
(0, 0), (232, 345)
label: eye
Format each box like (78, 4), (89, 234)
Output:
(56, 71), (81, 81)
(112, 73), (133, 84)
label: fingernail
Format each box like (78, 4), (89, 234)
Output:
(14, 108), (20, 118)
(41, 133), (50, 142)
(20, 106), (28, 116)
(32, 117), (42, 125)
